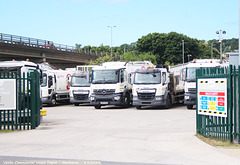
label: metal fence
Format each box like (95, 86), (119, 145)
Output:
(196, 65), (240, 143)
(0, 70), (41, 130)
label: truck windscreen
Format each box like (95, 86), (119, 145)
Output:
(186, 67), (199, 81)
(134, 72), (161, 84)
(41, 74), (47, 87)
(92, 70), (119, 84)
(71, 76), (90, 87)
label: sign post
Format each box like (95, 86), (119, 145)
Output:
(197, 78), (227, 118)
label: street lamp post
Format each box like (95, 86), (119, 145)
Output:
(182, 40), (184, 64)
(107, 26), (116, 56)
(216, 30), (226, 61)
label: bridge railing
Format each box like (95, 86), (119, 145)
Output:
(0, 33), (78, 53)
(0, 33), (118, 58)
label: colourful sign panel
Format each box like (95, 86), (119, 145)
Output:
(197, 78), (227, 118)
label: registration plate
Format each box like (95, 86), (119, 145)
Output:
(100, 102), (108, 104)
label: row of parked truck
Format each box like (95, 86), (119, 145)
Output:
(0, 59), (228, 110)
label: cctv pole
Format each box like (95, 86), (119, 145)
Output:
(182, 40), (184, 64)
(107, 26), (116, 56)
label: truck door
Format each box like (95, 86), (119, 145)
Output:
(162, 72), (168, 90)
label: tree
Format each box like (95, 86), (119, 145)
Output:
(87, 55), (114, 65)
(136, 32), (219, 65)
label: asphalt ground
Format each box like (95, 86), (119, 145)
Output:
(1, 104), (240, 165)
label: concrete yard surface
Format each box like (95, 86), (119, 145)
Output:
(0, 104), (240, 165)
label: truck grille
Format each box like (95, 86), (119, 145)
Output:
(96, 98), (113, 102)
(74, 94), (88, 100)
(93, 89), (115, 95)
(188, 88), (196, 94)
(138, 93), (155, 101)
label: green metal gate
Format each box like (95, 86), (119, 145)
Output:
(196, 65), (240, 143)
(0, 69), (41, 130)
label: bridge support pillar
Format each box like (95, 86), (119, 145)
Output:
(41, 53), (46, 62)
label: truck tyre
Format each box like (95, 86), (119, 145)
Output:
(124, 94), (131, 108)
(187, 105), (193, 109)
(136, 106), (141, 110)
(74, 103), (79, 106)
(94, 105), (101, 109)
(49, 97), (57, 106)
(164, 95), (171, 109)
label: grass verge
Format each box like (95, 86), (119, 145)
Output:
(0, 130), (14, 133)
(196, 134), (240, 147)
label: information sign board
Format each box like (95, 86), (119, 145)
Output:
(197, 78), (227, 117)
(0, 79), (16, 110)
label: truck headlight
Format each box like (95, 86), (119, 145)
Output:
(185, 96), (190, 100)
(90, 96), (95, 101)
(155, 96), (162, 101)
(114, 96), (121, 100)
(133, 96), (138, 101)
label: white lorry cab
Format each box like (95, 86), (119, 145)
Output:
(90, 61), (154, 109)
(41, 69), (73, 106)
(132, 64), (186, 109)
(184, 59), (228, 109)
(69, 65), (95, 106)
(0, 60), (42, 78)
(0, 60), (43, 108)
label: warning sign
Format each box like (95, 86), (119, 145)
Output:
(197, 78), (227, 117)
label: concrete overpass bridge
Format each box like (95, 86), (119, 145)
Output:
(0, 33), (98, 69)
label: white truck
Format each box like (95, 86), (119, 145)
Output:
(132, 64), (186, 109)
(41, 69), (73, 106)
(90, 61), (154, 109)
(69, 65), (95, 106)
(184, 59), (228, 109)
(0, 60), (43, 109)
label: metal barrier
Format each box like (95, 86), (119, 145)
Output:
(0, 70), (41, 130)
(196, 65), (240, 143)
(0, 33), (75, 52)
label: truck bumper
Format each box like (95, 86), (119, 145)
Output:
(184, 93), (196, 105)
(90, 93), (124, 106)
(132, 96), (165, 106)
(42, 96), (52, 104)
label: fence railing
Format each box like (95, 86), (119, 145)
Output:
(196, 65), (240, 143)
(0, 70), (41, 130)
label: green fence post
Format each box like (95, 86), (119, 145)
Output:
(30, 71), (36, 129)
(238, 65), (240, 143)
(228, 65), (233, 142)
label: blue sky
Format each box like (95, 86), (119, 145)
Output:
(0, 0), (238, 47)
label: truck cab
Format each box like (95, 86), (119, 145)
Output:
(0, 60), (43, 109)
(184, 59), (227, 109)
(132, 67), (169, 109)
(41, 70), (72, 106)
(69, 71), (92, 106)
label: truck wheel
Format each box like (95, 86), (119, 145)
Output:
(187, 105), (193, 109)
(94, 105), (101, 109)
(49, 97), (57, 106)
(136, 106), (141, 110)
(164, 95), (171, 109)
(124, 94), (131, 108)
(74, 103), (79, 106)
